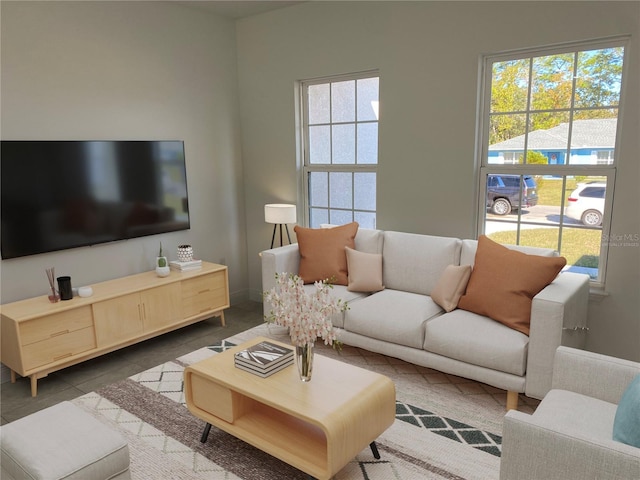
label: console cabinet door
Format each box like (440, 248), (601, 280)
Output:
(93, 292), (144, 347)
(141, 283), (182, 332)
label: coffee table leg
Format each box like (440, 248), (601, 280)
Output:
(200, 422), (212, 443)
(370, 441), (380, 459)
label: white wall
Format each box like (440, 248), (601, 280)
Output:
(1, 1), (638, 363)
(237, 1), (640, 361)
(1, 1), (249, 304)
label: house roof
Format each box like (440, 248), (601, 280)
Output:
(489, 118), (617, 151)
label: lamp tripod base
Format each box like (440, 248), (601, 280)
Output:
(270, 224), (292, 249)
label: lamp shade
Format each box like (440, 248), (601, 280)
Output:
(264, 204), (297, 224)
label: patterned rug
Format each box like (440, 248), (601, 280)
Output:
(72, 324), (537, 479)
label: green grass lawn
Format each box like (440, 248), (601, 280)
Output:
(533, 176), (606, 206)
(486, 176), (606, 276)
(488, 227), (601, 267)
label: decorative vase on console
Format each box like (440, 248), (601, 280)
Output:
(156, 242), (170, 277)
(177, 244), (194, 262)
(263, 273), (346, 382)
(45, 267), (60, 303)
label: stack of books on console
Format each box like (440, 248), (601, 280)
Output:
(234, 340), (294, 378)
(169, 259), (202, 272)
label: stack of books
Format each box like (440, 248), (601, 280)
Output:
(234, 340), (294, 378)
(169, 259), (202, 272)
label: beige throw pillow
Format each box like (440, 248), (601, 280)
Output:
(345, 247), (385, 293)
(431, 264), (472, 312)
(294, 222), (358, 285)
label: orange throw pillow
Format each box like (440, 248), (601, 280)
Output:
(457, 235), (566, 335)
(294, 222), (359, 285)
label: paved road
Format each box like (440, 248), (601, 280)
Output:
(485, 204), (587, 234)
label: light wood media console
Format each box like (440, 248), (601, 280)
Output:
(1, 261), (229, 397)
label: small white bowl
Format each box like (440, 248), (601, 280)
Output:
(78, 286), (93, 297)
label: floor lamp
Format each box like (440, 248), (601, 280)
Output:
(265, 204), (297, 249)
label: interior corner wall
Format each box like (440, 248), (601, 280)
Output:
(237, 1), (639, 362)
(0, 2), (249, 304)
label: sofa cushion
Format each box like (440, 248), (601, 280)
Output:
(354, 228), (384, 254)
(423, 309), (529, 376)
(302, 284), (367, 328)
(344, 289), (441, 349)
(533, 389), (619, 442)
(613, 374), (640, 447)
(458, 235), (566, 335)
(382, 232), (462, 295)
(431, 264), (472, 312)
(294, 222), (358, 285)
(345, 247), (385, 293)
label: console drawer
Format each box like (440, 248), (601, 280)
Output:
(20, 307), (94, 346)
(182, 273), (228, 318)
(22, 326), (96, 370)
(181, 273), (226, 297)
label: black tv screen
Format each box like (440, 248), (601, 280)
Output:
(1, 140), (190, 259)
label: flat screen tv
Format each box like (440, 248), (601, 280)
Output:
(1, 140), (190, 259)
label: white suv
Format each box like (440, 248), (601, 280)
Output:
(565, 182), (606, 226)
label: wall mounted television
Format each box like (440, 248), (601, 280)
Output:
(1, 140), (190, 260)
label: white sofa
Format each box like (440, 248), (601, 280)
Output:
(261, 229), (590, 407)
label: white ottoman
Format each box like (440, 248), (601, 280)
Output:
(0, 401), (130, 480)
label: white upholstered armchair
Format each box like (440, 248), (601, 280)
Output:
(500, 346), (640, 480)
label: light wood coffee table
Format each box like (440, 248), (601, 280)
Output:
(184, 336), (396, 480)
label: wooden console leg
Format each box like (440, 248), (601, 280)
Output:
(10, 370), (16, 384)
(219, 311), (226, 327)
(30, 375), (38, 397)
(506, 390), (519, 411)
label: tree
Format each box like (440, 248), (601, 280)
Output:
(489, 47), (623, 145)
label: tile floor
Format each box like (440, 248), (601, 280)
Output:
(0, 300), (264, 425)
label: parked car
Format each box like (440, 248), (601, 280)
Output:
(565, 182), (605, 226)
(486, 174), (538, 215)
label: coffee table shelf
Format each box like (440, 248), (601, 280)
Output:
(184, 336), (395, 479)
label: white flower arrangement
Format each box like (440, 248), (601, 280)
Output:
(263, 273), (346, 348)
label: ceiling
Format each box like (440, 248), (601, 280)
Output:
(177, 1), (304, 19)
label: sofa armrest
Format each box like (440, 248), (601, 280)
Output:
(261, 244), (301, 315)
(500, 410), (640, 480)
(525, 272), (590, 399)
(552, 346), (640, 404)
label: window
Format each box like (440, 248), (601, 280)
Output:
(477, 38), (627, 286)
(596, 150), (615, 165)
(301, 72), (379, 228)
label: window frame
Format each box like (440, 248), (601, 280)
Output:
(475, 36), (629, 288)
(299, 70), (379, 228)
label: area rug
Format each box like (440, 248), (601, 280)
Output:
(71, 324), (534, 479)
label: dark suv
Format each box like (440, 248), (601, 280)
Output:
(486, 174), (538, 215)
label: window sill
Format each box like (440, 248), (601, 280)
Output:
(588, 286), (609, 303)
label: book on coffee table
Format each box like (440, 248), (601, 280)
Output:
(234, 340), (293, 370)
(234, 357), (294, 378)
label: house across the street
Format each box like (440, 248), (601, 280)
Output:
(489, 118), (617, 165)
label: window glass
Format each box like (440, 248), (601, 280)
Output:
(479, 42), (625, 285)
(302, 72), (379, 228)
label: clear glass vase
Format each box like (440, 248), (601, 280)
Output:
(48, 286), (60, 303)
(295, 343), (314, 382)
